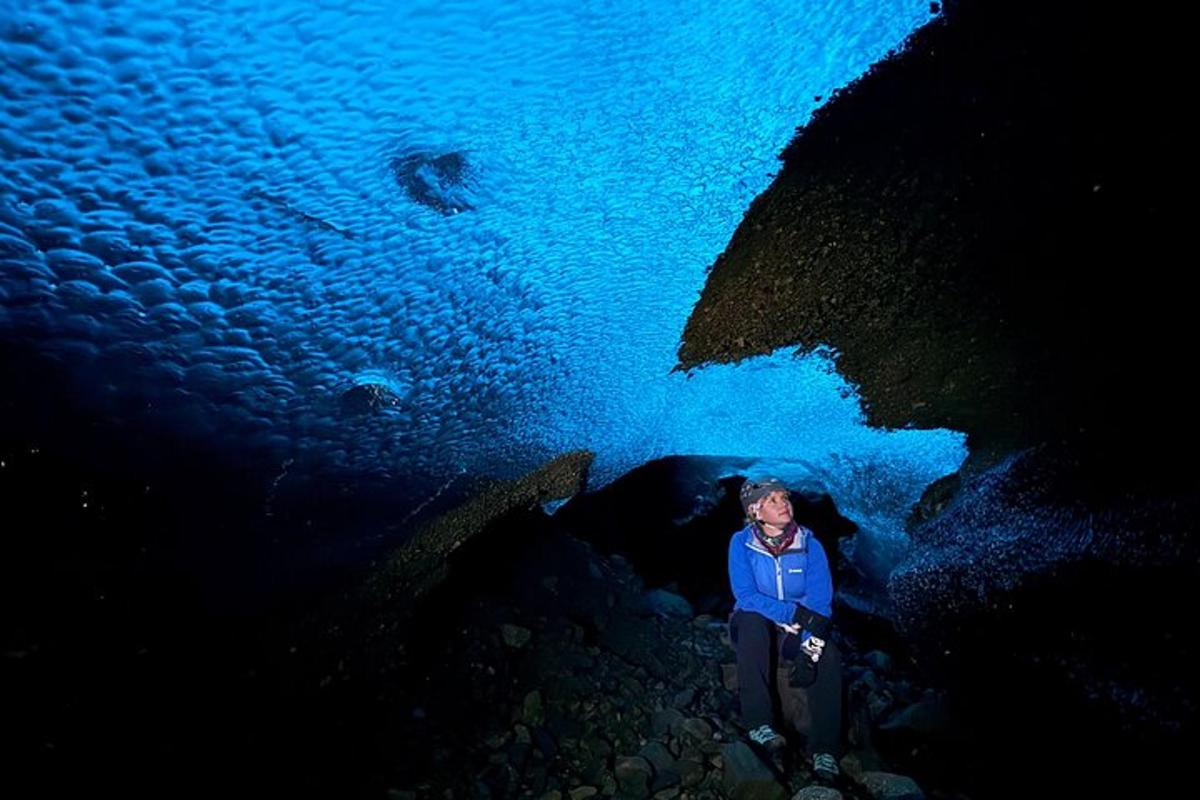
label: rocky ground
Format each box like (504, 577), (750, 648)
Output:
(339, 508), (971, 800)
(9, 442), (1183, 799)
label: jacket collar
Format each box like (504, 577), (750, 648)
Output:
(743, 523), (807, 555)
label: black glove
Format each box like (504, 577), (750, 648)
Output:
(791, 603), (832, 639)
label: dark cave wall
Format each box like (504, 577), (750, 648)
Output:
(678, 0), (1193, 492)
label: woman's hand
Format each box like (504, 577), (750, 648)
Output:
(800, 635), (825, 662)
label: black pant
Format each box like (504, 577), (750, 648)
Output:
(730, 609), (843, 756)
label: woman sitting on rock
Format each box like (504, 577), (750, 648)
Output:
(726, 477), (843, 782)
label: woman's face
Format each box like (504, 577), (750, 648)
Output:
(755, 490), (793, 530)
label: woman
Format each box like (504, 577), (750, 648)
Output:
(727, 477), (843, 782)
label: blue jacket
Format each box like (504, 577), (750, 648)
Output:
(727, 522), (833, 644)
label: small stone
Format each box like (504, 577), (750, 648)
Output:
(639, 740), (676, 774)
(672, 688), (696, 709)
(681, 718), (713, 742)
(719, 741), (785, 800)
(856, 772), (925, 800)
(615, 756), (653, 796)
(583, 734), (613, 759)
(533, 727), (559, 760)
(792, 787), (842, 800)
(857, 670), (882, 692)
(507, 741), (532, 769)
(651, 708), (687, 737)
(677, 759), (705, 787)
(721, 664), (738, 691)
(501, 624), (532, 648)
(569, 787), (599, 800)
(864, 651), (892, 673)
(878, 692), (951, 735)
(523, 691), (545, 726)
(867, 691), (893, 721)
(641, 588), (694, 619)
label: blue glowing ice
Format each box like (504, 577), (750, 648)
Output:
(1, 0), (961, 574)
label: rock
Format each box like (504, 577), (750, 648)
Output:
(652, 788), (680, 799)
(696, 732), (726, 756)
(864, 651), (893, 673)
(681, 718), (713, 743)
(485, 731), (510, 750)
(501, 623), (532, 648)
(856, 772), (925, 800)
(583, 734), (614, 760)
(838, 751), (886, 782)
(857, 670), (882, 692)
(539, 792), (563, 800)
(719, 626), (733, 650)
(601, 622), (668, 676)
(641, 589), (694, 619)
(570, 787), (599, 800)
(651, 708), (687, 737)
(507, 741), (531, 771)
(878, 691), (952, 735)
(867, 690), (893, 721)
(547, 710), (584, 739)
(651, 769), (682, 793)
(533, 727), (559, 760)
(719, 742), (787, 800)
(722, 664), (739, 691)
(672, 688), (696, 709)
(677, 758), (706, 787)
(478, 763), (518, 797)
(615, 756), (653, 797)
(525, 764), (549, 795)
(792, 788), (843, 800)
(581, 756), (608, 785)
(776, 666), (812, 734)
(523, 690), (545, 726)
(639, 740), (676, 775)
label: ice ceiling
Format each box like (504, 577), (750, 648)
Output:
(1, 0), (964, 567)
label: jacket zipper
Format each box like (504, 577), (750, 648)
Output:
(740, 528), (807, 605)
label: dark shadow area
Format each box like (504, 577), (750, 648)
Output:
(551, 457), (859, 617)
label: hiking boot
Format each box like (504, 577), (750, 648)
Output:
(812, 752), (840, 782)
(747, 724), (787, 753)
